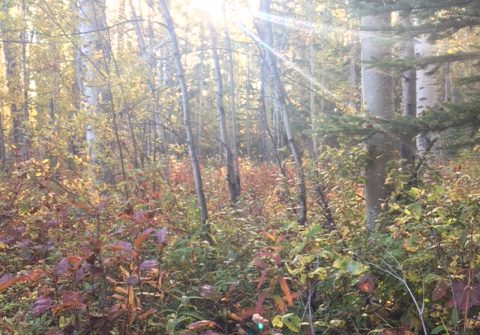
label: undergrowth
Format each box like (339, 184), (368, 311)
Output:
(1, 151), (479, 335)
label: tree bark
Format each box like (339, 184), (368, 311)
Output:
(361, 12), (395, 230)
(415, 31), (441, 157)
(208, 21), (240, 203)
(1, 1), (28, 160)
(258, 0), (307, 225)
(224, 29), (241, 200)
(258, 50), (270, 161)
(309, 0), (334, 230)
(20, 0), (29, 160)
(400, 15), (417, 165)
(0, 105), (5, 167)
(130, 0), (169, 176)
(77, 0), (104, 163)
(159, 0), (209, 225)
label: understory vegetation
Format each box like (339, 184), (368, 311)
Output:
(1, 151), (479, 334)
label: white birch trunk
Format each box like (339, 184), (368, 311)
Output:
(78, 0), (105, 162)
(415, 32), (441, 156)
(400, 15), (416, 164)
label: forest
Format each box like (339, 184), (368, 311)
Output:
(0, 0), (479, 334)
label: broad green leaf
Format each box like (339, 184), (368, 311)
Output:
(282, 313), (301, 333)
(431, 325), (447, 334)
(333, 257), (367, 276)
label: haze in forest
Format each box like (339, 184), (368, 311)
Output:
(0, 0), (479, 334)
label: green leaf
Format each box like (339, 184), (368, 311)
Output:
(282, 313), (301, 333)
(166, 317), (177, 334)
(451, 309), (458, 326)
(407, 187), (421, 199)
(424, 273), (444, 284)
(410, 203), (422, 220)
(333, 257), (367, 276)
(431, 325), (446, 334)
(308, 267), (327, 280)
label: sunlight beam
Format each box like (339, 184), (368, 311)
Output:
(238, 24), (356, 114)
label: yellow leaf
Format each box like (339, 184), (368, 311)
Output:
(272, 315), (283, 328)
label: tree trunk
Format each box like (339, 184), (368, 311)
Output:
(208, 21), (240, 204)
(258, 51), (270, 161)
(1, 2), (27, 160)
(361, 13), (394, 230)
(258, 0), (307, 225)
(20, 0), (29, 160)
(130, 0), (169, 177)
(0, 106), (5, 167)
(400, 15), (417, 165)
(224, 29), (241, 200)
(159, 0), (209, 225)
(346, 1), (359, 109)
(77, 0), (104, 163)
(415, 32), (441, 157)
(309, 0), (334, 230)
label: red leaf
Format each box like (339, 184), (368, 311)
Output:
(138, 308), (157, 321)
(0, 270), (43, 291)
(274, 295), (287, 313)
(0, 273), (18, 291)
(111, 241), (133, 251)
(261, 231), (276, 242)
(108, 241), (135, 257)
(447, 280), (480, 311)
(53, 258), (69, 277)
(126, 276), (139, 286)
(139, 260), (158, 271)
(32, 297), (53, 316)
(278, 276), (293, 305)
(187, 320), (221, 331)
(239, 307), (256, 321)
(156, 227), (168, 246)
(252, 259), (267, 270)
(432, 280), (448, 301)
(66, 256), (83, 268)
(357, 274), (375, 293)
(135, 211), (147, 222)
(379, 329), (415, 335)
(255, 292), (267, 313)
(256, 270), (268, 290)
(134, 228), (154, 249)
(52, 291), (86, 316)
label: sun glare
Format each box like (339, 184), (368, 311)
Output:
(190, 0), (254, 25)
(190, 0), (224, 22)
